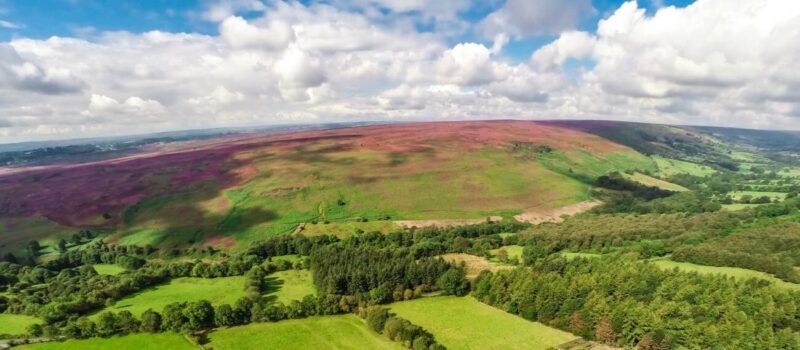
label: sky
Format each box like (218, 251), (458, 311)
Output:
(0, 0), (798, 143)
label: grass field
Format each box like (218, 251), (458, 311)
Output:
(265, 270), (316, 304)
(0, 314), (41, 335)
(16, 333), (196, 350)
(560, 252), (603, 260)
(440, 254), (512, 279)
(207, 314), (404, 350)
(727, 191), (787, 201)
(650, 259), (800, 290)
(489, 245), (524, 262)
(300, 220), (401, 238)
(722, 203), (765, 211)
(92, 264), (126, 275)
(622, 172), (689, 192)
(93, 276), (246, 318)
(389, 296), (577, 350)
(652, 156), (716, 177)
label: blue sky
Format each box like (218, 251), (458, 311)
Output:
(1, 0), (798, 143)
(0, 0), (694, 61)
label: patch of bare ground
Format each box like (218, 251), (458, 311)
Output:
(395, 216), (503, 229)
(440, 253), (513, 279)
(514, 200), (601, 224)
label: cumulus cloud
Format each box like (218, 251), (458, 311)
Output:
(1, 0), (800, 142)
(481, 0), (594, 38)
(436, 43), (505, 86)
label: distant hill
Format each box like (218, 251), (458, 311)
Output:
(0, 120), (653, 254)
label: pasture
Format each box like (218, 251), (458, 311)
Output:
(15, 333), (196, 350)
(652, 156), (715, 177)
(0, 314), (41, 335)
(92, 264), (126, 275)
(440, 253), (512, 279)
(727, 191), (787, 201)
(265, 269), (316, 304)
(622, 172), (688, 192)
(389, 296), (577, 350)
(560, 252), (603, 260)
(92, 276), (246, 318)
(489, 245), (524, 262)
(207, 314), (403, 350)
(650, 259), (800, 290)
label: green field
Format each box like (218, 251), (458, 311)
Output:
(650, 259), (800, 290)
(389, 296), (577, 350)
(622, 172), (689, 192)
(489, 245), (524, 262)
(92, 264), (126, 275)
(652, 156), (716, 177)
(16, 333), (196, 350)
(93, 276), (246, 318)
(0, 314), (41, 335)
(265, 270), (316, 304)
(560, 252), (603, 260)
(300, 220), (401, 238)
(207, 314), (404, 350)
(727, 191), (787, 201)
(722, 203), (765, 211)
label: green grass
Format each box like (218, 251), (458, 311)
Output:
(265, 270), (316, 304)
(489, 245), (524, 262)
(93, 276), (246, 318)
(560, 252), (603, 260)
(389, 296), (577, 350)
(652, 156), (716, 177)
(300, 220), (401, 238)
(92, 264), (126, 275)
(16, 333), (196, 350)
(622, 172), (689, 192)
(722, 203), (765, 211)
(650, 259), (800, 290)
(207, 314), (404, 350)
(727, 191), (787, 201)
(0, 314), (41, 335)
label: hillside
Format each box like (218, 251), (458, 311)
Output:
(0, 121), (653, 253)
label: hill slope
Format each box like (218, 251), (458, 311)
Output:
(0, 121), (653, 252)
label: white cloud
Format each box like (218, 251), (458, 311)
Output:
(436, 43), (505, 86)
(2, 0), (800, 142)
(0, 19), (22, 29)
(219, 16), (294, 50)
(481, 0), (594, 38)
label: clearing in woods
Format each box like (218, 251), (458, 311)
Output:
(440, 253), (513, 279)
(389, 296), (577, 350)
(91, 276), (247, 319)
(206, 314), (404, 350)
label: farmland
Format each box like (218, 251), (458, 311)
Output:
(0, 314), (41, 335)
(621, 172), (688, 192)
(206, 314), (404, 350)
(389, 296), (577, 350)
(15, 333), (195, 350)
(264, 269), (316, 303)
(91, 277), (247, 318)
(652, 156), (716, 177)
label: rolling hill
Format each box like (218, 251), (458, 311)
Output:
(0, 121), (655, 253)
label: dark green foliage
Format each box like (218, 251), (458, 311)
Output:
(359, 306), (447, 349)
(140, 309), (162, 333)
(473, 256), (800, 349)
(436, 269), (469, 296)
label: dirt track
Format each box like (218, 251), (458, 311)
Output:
(513, 200), (602, 224)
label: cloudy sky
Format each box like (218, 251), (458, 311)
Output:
(0, 0), (798, 143)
